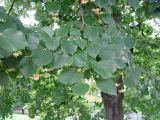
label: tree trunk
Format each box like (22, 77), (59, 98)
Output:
(101, 78), (124, 120)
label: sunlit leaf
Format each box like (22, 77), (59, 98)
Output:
(61, 39), (77, 55)
(96, 79), (117, 95)
(32, 46), (53, 67)
(72, 83), (90, 95)
(91, 60), (117, 79)
(0, 29), (27, 52)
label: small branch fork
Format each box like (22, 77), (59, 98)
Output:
(8, 0), (16, 15)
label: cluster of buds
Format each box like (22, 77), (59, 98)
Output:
(81, 0), (89, 4)
(85, 94), (102, 103)
(50, 12), (59, 21)
(31, 74), (41, 81)
(12, 51), (23, 58)
(51, 12), (59, 17)
(31, 73), (51, 81)
(92, 8), (103, 15)
(6, 68), (16, 72)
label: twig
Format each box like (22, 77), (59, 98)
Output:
(137, 22), (146, 37)
(80, 4), (85, 30)
(8, 0), (16, 15)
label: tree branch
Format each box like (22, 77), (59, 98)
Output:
(8, 0), (16, 15)
(80, 4), (85, 30)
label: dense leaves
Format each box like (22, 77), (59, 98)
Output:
(1, 0), (160, 119)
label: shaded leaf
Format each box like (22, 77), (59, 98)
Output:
(70, 28), (80, 36)
(27, 33), (39, 50)
(0, 47), (11, 58)
(84, 25), (99, 41)
(45, 1), (61, 12)
(84, 15), (96, 25)
(55, 27), (68, 38)
(99, 47), (115, 59)
(87, 43), (100, 58)
(50, 53), (68, 69)
(19, 57), (37, 78)
(128, 0), (140, 9)
(95, 0), (115, 8)
(58, 70), (82, 84)
(74, 38), (87, 50)
(0, 71), (9, 86)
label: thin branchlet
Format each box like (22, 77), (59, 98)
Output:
(8, 0), (16, 15)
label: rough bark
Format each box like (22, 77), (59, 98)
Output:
(101, 77), (124, 120)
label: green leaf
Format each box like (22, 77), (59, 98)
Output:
(50, 53), (68, 69)
(39, 28), (60, 51)
(74, 38), (87, 50)
(27, 33), (39, 50)
(32, 46), (53, 67)
(61, 39), (77, 55)
(70, 28), (80, 36)
(87, 43), (100, 58)
(95, 0), (115, 8)
(45, 37), (60, 51)
(91, 60), (117, 79)
(125, 37), (135, 49)
(45, 1), (61, 12)
(84, 70), (91, 79)
(96, 79), (117, 95)
(72, 52), (89, 68)
(124, 67), (140, 88)
(84, 25), (99, 41)
(128, 0), (140, 9)
(99, 47), (115, 59)
(104, 15), (115, 25)
(0, 47), (11, 58)
(84, 15), (96, 25)
(0, 6), (6, 13)
(72, 83), (90, 95)
(0, 29), (27, 52)
(55, 27), (68, 38)
(41, 26), (54, 37)
(58, 71), (83, 84)
(0, 71), (9, 86)
(115, 59), (126, 69)
(19, 57), (37, 78)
